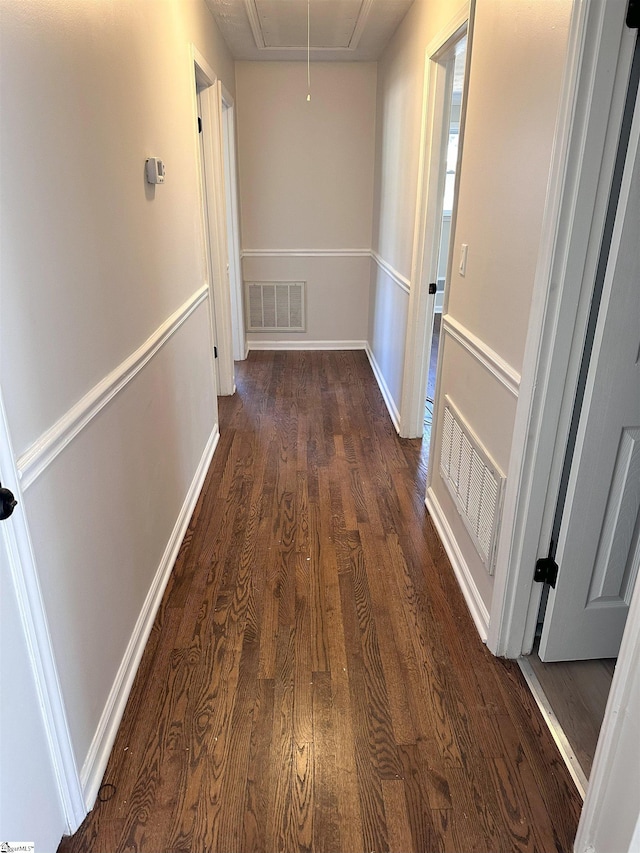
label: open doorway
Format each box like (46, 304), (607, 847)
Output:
(399, 10), (470, 442)
(424, 37), (466, 445)
(192, 48), (236, 397)
(220, 88), (246, 363)
(517, 29), (640, 797)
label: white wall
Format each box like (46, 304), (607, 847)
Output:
(369, 0), (464, 408)
(0, 0), (234, 837)
(371, 0), (572, 621)
(236, 61), (377, 346)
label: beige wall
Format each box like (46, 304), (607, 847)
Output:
(446, 0), (572, 373)
(0, 0), (234, 823)
(369, 0), (464, 406)
(372, 0), (461, 276)
(371, 0), (572, 619)
(236, 61), (377, 344)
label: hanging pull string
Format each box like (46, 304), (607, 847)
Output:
(307, 0), (311, 101)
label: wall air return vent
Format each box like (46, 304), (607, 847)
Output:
(245, 281), (306, 332)
(439, 396), (505, 574)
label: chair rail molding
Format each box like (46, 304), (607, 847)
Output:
(17, 286), (209, 491)
(442, 315), (521, 398)
(241, 248), (371, 258)
(371, 250), (411, 294)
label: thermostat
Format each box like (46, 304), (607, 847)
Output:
(146, 157), (166, 184)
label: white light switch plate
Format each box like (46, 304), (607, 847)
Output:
(459, 243), (468, 276)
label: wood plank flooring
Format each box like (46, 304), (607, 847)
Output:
(58, 351), (582, 853)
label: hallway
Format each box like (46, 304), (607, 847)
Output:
(59, 352), (581, 853)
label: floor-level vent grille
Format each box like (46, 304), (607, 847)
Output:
(440, 396), (505, 574)
(245, 281), (306, 331)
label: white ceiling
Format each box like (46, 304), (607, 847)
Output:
(205, 0), (415, 61)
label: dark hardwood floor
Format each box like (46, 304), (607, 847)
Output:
(59, 351), (582, 853)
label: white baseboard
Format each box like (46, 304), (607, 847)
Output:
(246, 339), (368, 351)
(80, 426), (219, 807)
(425, 486), (490, 642)
(365, 345), (401, 433)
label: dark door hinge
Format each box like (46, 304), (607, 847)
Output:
(534, 556), (559, 588)
(198, 116), (203, 134)
(214, 346), (218, 359)
(628, 0), (639, 29)
(428, 282), (438, 295)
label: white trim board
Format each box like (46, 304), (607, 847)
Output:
(442, 315), (521, 398)
(425, 485), (490, 642)
(241, 248), (371, 258)
(80, 426), (219, 807)
(246, 339), (368, 351)
(240, 249), (411, 297)
(365, 344), (401, 434)
(17, 287), (209, 491)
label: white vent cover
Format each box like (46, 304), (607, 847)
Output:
(439, 397), (505, 574)
(245, 281), (306, 332)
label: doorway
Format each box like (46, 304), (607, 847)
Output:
(424, 36), (467, 446)
(519, 28), (640, 796)
(220, 89), (246, 363)
(192, 48), (236, 397)
(399, 10), (470, 441)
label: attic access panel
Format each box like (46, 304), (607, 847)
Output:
(253, 0), (367, 49)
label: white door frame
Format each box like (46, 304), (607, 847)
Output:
(220, 87), (246, 362)
(0, 389), (86, 830)
(191, 47), (235, 396)
(399, 3), (472, 439)
(487, 0), (637, 659)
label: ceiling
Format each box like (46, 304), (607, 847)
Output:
(205, 0), (415, 61)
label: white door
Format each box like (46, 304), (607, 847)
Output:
(0, 476), (67, 847)
(539, 83), (640, 662)
(197, 87), (221, 391)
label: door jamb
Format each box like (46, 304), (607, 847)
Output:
(399, 3), (472, 439)
(0, 389), (86, 830)
(487, 0), (637, 659)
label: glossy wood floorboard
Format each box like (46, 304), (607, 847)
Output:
(59, 351), (582, 853)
